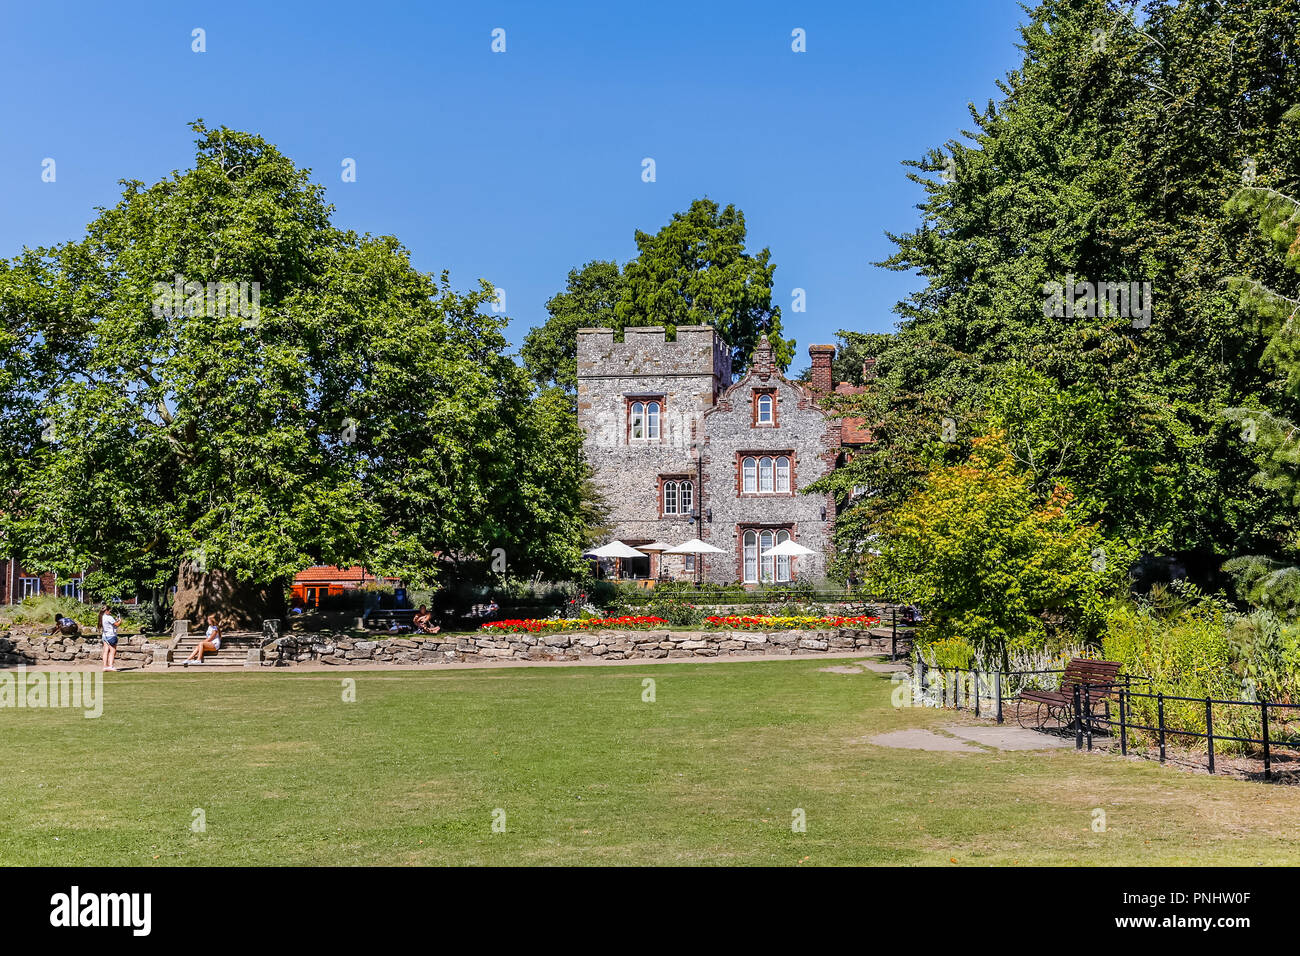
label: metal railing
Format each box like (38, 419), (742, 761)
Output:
(916, 662), (1300, 782)
(1087, 685), (1300, 781)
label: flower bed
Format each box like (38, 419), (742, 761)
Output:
(702, 615), (880, 631)
(482, 616), (668, 634)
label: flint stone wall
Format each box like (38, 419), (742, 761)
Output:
(279, 627), (903, 665)
(0, 633), (166, 668)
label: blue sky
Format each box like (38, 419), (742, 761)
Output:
(1, 0), (1028, 375)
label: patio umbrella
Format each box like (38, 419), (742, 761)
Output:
(585, 541), (648, 559)
(585, 540), (649, 581)
(663, 538), (728, 585)
(663, 538), (728, 555)
(760, 540), (817, 558)
(635, 541), (677, 553)
(636, 541), (677, 581)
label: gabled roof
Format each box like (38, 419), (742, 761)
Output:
(702, 336), (872, 447)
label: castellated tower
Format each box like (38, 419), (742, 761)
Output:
(576, 326), (732, 578)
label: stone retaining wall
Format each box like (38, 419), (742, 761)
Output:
(0, 633), (166, 668)
(0, 626), (907, 669)
(280, 627), (901, 666)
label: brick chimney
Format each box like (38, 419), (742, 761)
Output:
(808, 345), (835, 396)
(752, 334), (775, 380)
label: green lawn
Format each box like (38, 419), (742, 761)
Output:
(4, 657), (1299, 865)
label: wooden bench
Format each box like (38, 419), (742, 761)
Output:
(364, 608), (416, 631)
(1017, 658), (1123, 729)
(464, 603), (499, 623)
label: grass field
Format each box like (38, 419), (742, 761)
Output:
(4, 656), (1300, 865)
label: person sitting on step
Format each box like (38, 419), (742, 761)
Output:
(183, 615), (222, 665)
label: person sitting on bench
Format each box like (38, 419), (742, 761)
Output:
(466, 599), (500, 622)
(412, 605), (441, 635)
(183, 615), (222, 665)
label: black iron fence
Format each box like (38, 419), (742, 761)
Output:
(1087, 685), (1300, 781)
(914, 662), (1300, 782)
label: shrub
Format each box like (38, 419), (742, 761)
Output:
(1102, 602), (1247, 750)
(7, 595), (102, 628)
(641, 600), (703, 627)
(869, 432), (1126, 666)
(922, 637), (976, 670)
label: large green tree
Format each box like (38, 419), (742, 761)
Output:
(831, 0), (1300, 586)
(1221, 105), (1300, 614)
(0, 123), (590, 625)
(523, 198), (794, 391)
(521, 259), (622, 392)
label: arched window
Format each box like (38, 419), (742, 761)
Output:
(745, 529), (793, 583)
(629, 400), (661, 441)
(756, 393), (773, 424)
(662, 479), (693, 515)
(742, 455), (793, 494)
(756, 529), (793, 583)
(743, 530), (759, 583)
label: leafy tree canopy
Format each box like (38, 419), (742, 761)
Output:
(0, 122), (590, 608)
(831, 0), (1300, 584)
(523, 198), (794, 391)
(867, 433), (1127, 664)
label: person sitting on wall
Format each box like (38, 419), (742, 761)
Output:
(412, 605), (441, 635)
(48, 614), (82, 637)
(183, 614), (222, 665)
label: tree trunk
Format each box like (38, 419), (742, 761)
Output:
(172, 559), (286, 632)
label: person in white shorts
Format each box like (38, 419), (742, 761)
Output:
(183, 614), (222, 665)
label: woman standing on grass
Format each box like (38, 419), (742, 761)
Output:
(183, 614), (222, 665)
(99, 605), (119, 672)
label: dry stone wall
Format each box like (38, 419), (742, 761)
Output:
(0, 633), (165, 668)
(278, 627), (899, 665)
(0, 627), (907, 669)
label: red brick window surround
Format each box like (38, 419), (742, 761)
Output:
(752, 388), (778, 427)
(737, 452), (794, 495)
(739, 527), (794, 584)
(626, 396), (665, 443)
(659, 476), (695, 516)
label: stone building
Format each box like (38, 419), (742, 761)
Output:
(576, 326), (865, 586)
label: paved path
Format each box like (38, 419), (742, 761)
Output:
(867, 723), (1073, 753)
(14, 650), (883, 674)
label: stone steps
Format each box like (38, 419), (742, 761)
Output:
(168, 633), (263, 667)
